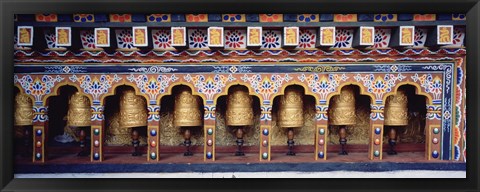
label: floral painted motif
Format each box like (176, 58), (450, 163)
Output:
(259, 14), (282, 22)
(409, 28), (427, 48)
(91, 105), (104, 121)
(370, 104), (385, 120)
(109, 14), (131, 22)
(14, 75), (65, 104)
(80, 30), (98, 49)
(298, 73), (348, 102)
(186, 14), (208, 22)
(297, 29), (316, 49)
(74, 14), (94, 22)
(332, 29), (353, 49)
(44, 31), (62, 49)
(147, 14), (170, 22)
(297, 14), (319, 22)
(354, 73), (406, 102)
(241, 74), (293, 100)
(368, 29), (391, 49)
(261, 30), (281, 49)
(69, 74), (122, 104)
(452, 14), (466, 20)
(224, 29), (246, 49)
(184, 74), (236, 101)
(374, 14), (396, 22)
(334, 14), (357, 22)
(413, 14), (436, 21)
(188, 29), (208, 49)
(152, 29), (172, 50)
(441, 27), (465, 47)
(222, 14), (245, 22)
(33, 106), (48, 122)
(126, 74), (178, 102)
(115, 29), (135, 49)
(411, 73), (443, 101)
(35, 14), (57, 22)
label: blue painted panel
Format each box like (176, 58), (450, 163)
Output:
(320, 14), (333, 21)
(437, 14), (452, 21)
(398, 14), (413, 21)
(283, 14), (297, 22)
(246, 14), (259, 22)
(58, 14), (72, 22)
(94, 14), (108, 22)
(358, 14), (374, 21)
(132, 14), (146, 22)
(208, 14), (222, 22)
(171, 14), (186, 22)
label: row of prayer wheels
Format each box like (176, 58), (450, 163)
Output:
(14, 85), (409, 157)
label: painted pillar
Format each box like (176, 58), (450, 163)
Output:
(90, 105), (104, 162)
(259, 101), (272, 161)
(425, 104), (442, 160)
(204, 103), (216, 161)
(315, 104), (328, 160)
(32, 105), (48, 163)
(147, 104), (160, 161)
(369, 104), (385, 160)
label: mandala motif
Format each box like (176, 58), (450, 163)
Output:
(298, 73), (348, 102)
(80, 30), (98, 49)
(69, 74), (122, 103)
(188, 29), (208, 49)
(14, 75), (65, 103)
(374, 14), (396, 22)
(224, 29), (246, 49)
(261, 30), (281, 49)
(332, 29), (353, 49)
(354, 73), (406, 101)
(223, 14), (244, 22)
(241, 74), (293, 99)
(115, 29), (135, 49)
(152, 29), (172, 50)
(298, 14), (318, 22)
(297, 29), (316, 49)
(368, 29), (391, 49)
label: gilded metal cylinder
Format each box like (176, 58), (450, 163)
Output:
(226, 86), (253, 126)
(119, 89), (147, 128)
(277, 86), (304, 128)
(384, 89), (409, 126)
(173, 87), (203, 127)
(67, 92), (92, 127)
(14, 93), (33, 126)
(329, 86), (356, 125)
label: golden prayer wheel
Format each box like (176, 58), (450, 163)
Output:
(14, 93), (33, 126)
(384, 89), (409, 126)
(329, 86), (356, 125)
(277, 86), (304, 128)
(67, 92), (92, 127)
(119, 89), (148, 128)
(173, 86), (203, 127)
(226, 86), (253, 126)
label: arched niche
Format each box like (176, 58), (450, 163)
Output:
(383, 84), (427, 153)
(158, 85), (205, 152)
(214, 85), (261, 158)
(270, 85), (316, 154)
(327, 85), (372, 146)
(103, 85), (148, 150)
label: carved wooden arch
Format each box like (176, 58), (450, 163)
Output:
(270, 81), (319, 105)
(383, 81), (434, 105)
(99, 82), (148, 106)
(325, 82), (375, 106)
(44, 81), (95, 106)
(160, 81), (207, 106)
(212, 81), (262, 105)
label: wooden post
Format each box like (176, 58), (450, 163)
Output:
(204, 104), (215, 161)
(32, 105), (47, 163)
(369, 104), (384, 160)
(425, 104), (442, 160)
(147, 104), (160, 161)
(259, 102), (272, 161)
(315, 104), (328, 160)
(90, 105), (104, 162)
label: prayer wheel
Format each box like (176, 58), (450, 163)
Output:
(14, 93), (33, 126)
(329, 86), (356, 126)
(277, 86), (304, 128)
(67, 92), (92, 127)
(173, 86), (202, 127)
(226, 86), (254, 126)
(119, 89), (147, 128)
(384, 89), (409, 126)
